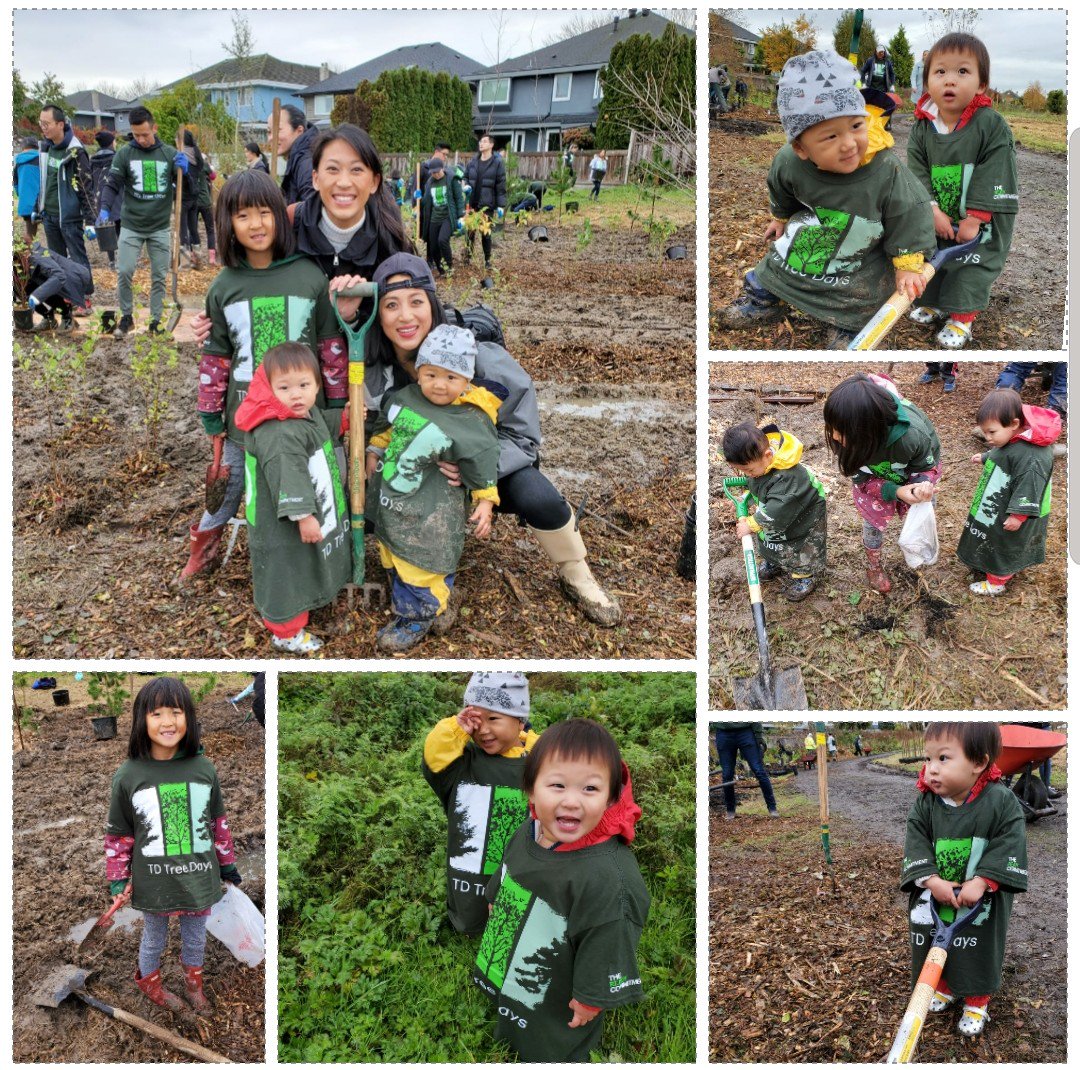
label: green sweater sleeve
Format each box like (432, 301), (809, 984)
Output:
(765, 149), (802, 220)
(965, 111), (1019, 216)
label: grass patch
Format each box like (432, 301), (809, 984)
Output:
(278, 672), (695, 1062)
(997, 106), (1067, 153)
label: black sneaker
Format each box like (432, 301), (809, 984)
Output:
(58, 315), (75, 333)
(716, 271), (785, 328)
(147, 320), (164, 335)
(114, 314), (135, 339)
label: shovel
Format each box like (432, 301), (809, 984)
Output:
(76, 887), (130, 955)
(723, 477), (808, 710)
(885, 891), (991, 1062)
(165, 128), (185, 333)
(32, 964), (229, 1063)
(332, 280), (385, 608)
(204, 436), (231, 514)
(848, 227), (983, 350)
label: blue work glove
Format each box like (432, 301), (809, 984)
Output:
(175, 152), (189, 174)
(30, 209), (41, 224)
(28, 295), (40, 310)
(455, 217), (465, 234)
(412, 188), (422, 202)
(463, 183), (473, 196)
(496, 207), (505, 220)
(84, 225), (97, 241)
(96, 209), (110, 226)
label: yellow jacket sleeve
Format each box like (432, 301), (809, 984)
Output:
(369, 428), (392, 450)
(892, 252), (926, 272)
(470, 487), (500, 505)
(423, 716), (471, 773)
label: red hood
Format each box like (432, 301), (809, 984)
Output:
(914, 92), (993, 130)
(1013, 404), (1062, 447)
(917, 761), (1003, 801)
(234, 364), (303, 431)
(539, 762), (642, 852)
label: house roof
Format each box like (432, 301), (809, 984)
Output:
(715, 16), (760, 44)
(157, 54), (322, 92)
(466, 11), (693, 79)
(477, 110), (598, 130)
(65, 90), (127, 114)
(299, 42), (481, 95)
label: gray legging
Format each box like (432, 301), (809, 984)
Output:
(139, 912), (208, 974)
(196, 438), (246, 531)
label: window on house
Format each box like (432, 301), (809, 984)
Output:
(236, 86), (253, 107)
(546, 130), (562, 152)
(552, 73), (572, 102)
(478, 78), (511, 106)
(594, 71), (604, 99)
(511, 131), (525, 152)
(313, 94), (335, 116)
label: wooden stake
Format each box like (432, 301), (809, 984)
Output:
(269, 98), (281, 182)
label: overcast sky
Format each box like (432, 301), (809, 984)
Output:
(13, 8), (679, 94)
(724, 8), (1066, 92)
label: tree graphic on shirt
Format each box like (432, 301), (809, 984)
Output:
(483, 788), (528, 876)
(787, 208), (850, 276)
(931, 164), (963, 220)
(158, 783), (192, 856)
(477, 873), (531, 988)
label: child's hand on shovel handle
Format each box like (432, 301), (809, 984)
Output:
(924, 876), (961, 908)
(110, 884), (132, 910)
(735, 517), (752, 538)
(932, 204), (956, 241)
(894, 268), (927, 303)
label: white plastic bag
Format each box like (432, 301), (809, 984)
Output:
(206, 885), (265, 966)
(898, 501), (939, 568)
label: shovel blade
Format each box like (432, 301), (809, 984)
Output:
(732, 668), (808, 711)
(205, 468), (231, 515)
(76, 917), (114, 954)
(165, 306), (182, 333)
(32, 964), (93, 1008)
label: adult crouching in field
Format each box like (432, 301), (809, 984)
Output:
(366, 253), (622, 627)
(274, 104), (318, 205)
(463, 134), (506, 268)
(20, 242), (93, 332)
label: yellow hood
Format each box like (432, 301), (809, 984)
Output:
(765, 428), (804, 472)
(860, 104), (894, 166)
(455, 384), (502, 423)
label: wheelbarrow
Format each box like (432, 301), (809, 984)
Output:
(32, 964), (228, 1062)
(331, 281), (387, 609)
(722, 477), (808, 709)
(998, 724), (1066, 820)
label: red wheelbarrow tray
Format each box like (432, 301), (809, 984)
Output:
(997, 724), (1067, 776)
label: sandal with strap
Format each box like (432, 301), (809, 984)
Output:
(929, 990), (957, 1013)
(271, 628), (324, 655)
(936, 320), (973, 349)
(909, 305), (945, 325)
(958, 1003), (990, 1037)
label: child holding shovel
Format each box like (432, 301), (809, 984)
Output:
(823, 372), (941, 593)
(958, 388), (1060, 596)
(105, 677), (242, 1013)
(722, 421), (828, 601)
(180, 170), (346, 594)
(901, 721), (1027, 1037)
(473, 719), (650, 1062)
(422, 671), (539, 935)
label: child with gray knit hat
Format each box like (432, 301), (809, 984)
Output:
(366, 324), (501, 653)
(717, 49), (936, 349)
(422, 671), (539, 934)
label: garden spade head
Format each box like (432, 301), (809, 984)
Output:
(33, 964), (94, 1008)
(77, 887), (131, 954)
(204, 436), (231, 515)
(722, 477), (808, 711)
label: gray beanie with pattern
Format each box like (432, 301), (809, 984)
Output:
(776, 50), (867, 142)
(415, 323), (477, 379)
(463, 671), (530, 721)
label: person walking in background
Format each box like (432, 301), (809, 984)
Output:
(911, 50), (930, 104)
(13, 136), (40, 243)
(588, 148), (608, 200)
(714, 723), (780, 820)
(463, 134), (506, 269)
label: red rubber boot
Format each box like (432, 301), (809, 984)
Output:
(864, 547), (892, 594)
(179, 523), (225, 581)
(183, 963), (211, 1012)
(134, 968), (187, 1012)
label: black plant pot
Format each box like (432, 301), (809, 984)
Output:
(91, 715), (118, 740)
(527, 226), (549, 242)
(52, 689), (70, 707)
(665, 244), (687, 261)
(100, 310), (117, 332)
(14, 308), (35, 331)
(96, 222), (118, 254)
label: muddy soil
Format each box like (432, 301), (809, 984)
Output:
(12, 677), (265, 1063)
(708, 362), (1067, 710)
(709, 755), (1066, 1062)
(709, 115), (1066, 350)
(13, 228), (695, 659)
(790, 755), (1067, 1056)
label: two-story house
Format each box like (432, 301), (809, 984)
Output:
(297, 42), (481, 128)
(468, 9), (693, 152)
(153, 54), (324, 136)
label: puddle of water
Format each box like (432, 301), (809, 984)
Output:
(542, 397), (689, 426)
(17, 816), (83, 837)
(543, 467), (592, 486)
(239, 847), (266, 884)
(66, 905), (142, 945)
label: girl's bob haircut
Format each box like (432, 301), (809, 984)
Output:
(261, 341), (321, 383)
(522, 718), (623, 802)
(925, 721), (1002, 769)
(823, 372), (900, 477)
(129, 677), (201, 760)
(722, 421), (771, 466)
(214, 170), (294, 268)
(976, 388), (1024, 429)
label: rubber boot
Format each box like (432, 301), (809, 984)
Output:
(134, 967), (186, 1012)
(179, 523), (225, 581)
(529, 518), (622, 626)
(864, 547), (891, 594)
(182, 962), (210, 1012)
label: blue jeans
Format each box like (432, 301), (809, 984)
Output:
(997, 362), (1066, 415)
(41, 211), (92, 276)
(715, 726), (777, 815)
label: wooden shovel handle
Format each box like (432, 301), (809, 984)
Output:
(78, 991), (229, 1062)
(885, 945), (947, 1063)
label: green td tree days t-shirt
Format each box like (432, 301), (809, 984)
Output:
(423, 741), (530, 935)
(106, 754), (227, 913)
(474, 824), (650, 1062)
(108, 140), (178, 234)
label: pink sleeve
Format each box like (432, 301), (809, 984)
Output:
(319, 335), (348, 401)
(198, 353), (231, 414)
(105, 834), (134, 881)
(213, 815), (237, 865)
